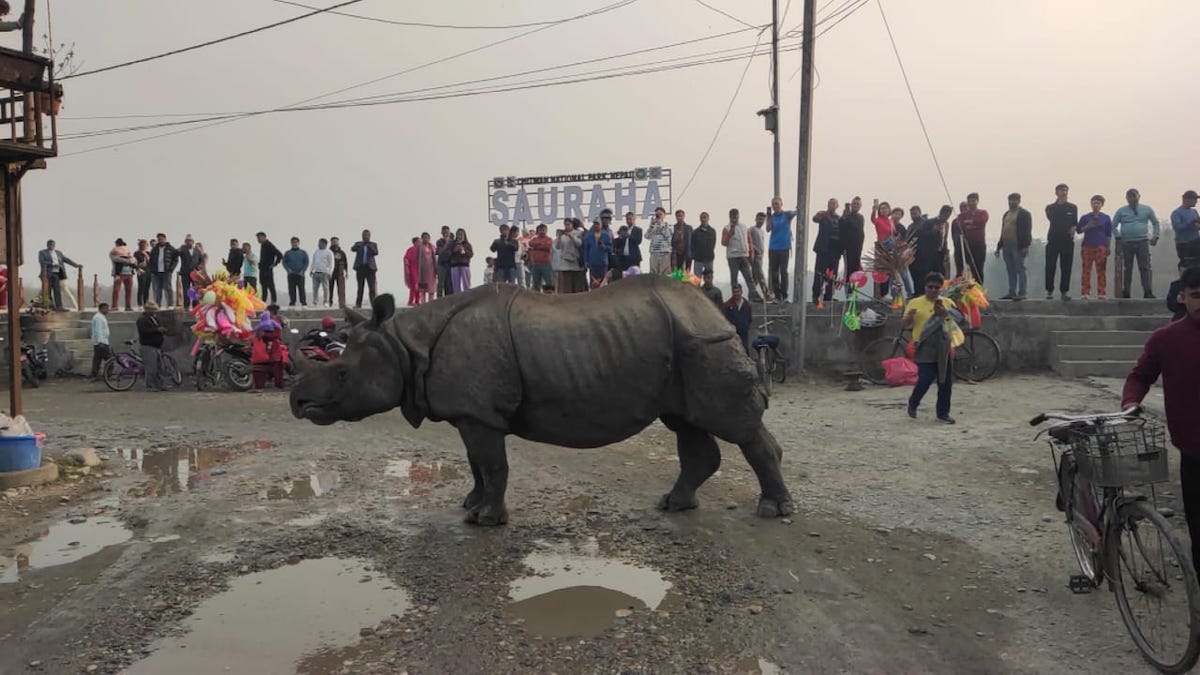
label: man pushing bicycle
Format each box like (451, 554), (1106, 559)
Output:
(1122, 266), (1200, 575)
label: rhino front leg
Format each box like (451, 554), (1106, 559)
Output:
(457, 422), (509, 526)
(738, 424), (795, 518)
(657, 416), (721, 513)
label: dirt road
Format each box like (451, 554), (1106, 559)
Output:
(0, 375), (1170, 674)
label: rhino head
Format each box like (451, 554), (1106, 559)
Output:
(290, 294), (410, 426)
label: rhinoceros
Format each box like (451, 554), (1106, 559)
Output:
(289, 274), (795, 525)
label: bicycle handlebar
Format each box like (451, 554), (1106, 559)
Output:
(1028, 406), (1142, 427)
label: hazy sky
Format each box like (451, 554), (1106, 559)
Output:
(13, 0), (1200, 294)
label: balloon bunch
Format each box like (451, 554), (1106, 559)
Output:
(669, 268), (702, 287)
(190, 268), (267, 343)
(941, 276), (990, 329)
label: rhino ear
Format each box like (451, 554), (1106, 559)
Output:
(345, 307), (367, 326)
(371, 294), (397, 326)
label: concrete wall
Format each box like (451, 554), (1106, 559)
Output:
(769, 299), (1172, 375)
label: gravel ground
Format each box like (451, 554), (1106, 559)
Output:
(0, 374), (1173, 674)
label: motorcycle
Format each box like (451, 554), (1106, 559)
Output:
(291, 328), (345, 363)
(0, 336), (41, 388)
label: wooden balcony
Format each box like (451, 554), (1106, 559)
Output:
(0, 45), (57, 163)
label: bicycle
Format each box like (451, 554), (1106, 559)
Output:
(859, 324), (1001, 385)
(752, 319), (788, 397)
(1032, 408), (1200, 673)
(101, 340), (182, 392)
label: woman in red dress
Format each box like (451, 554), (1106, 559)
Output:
(403, 237), (420, 306)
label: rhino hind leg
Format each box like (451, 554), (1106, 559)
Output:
(657, 416), (721, 513)
(457, 422), (510, 526)
(461, 456), (485, 511)
(738, 424), (795, 518)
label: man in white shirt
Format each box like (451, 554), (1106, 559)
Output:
(310, 238), (335, 307)
(90, 302), (111, 379)
(723, 209), (763, 302)
(646, 207), (673, 275)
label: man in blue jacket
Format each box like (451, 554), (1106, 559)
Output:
(37, 239), (81, 311)
(1172, 190), (1200, 264)
(282, 237), (310, 308)
(581, 219), (613, 288)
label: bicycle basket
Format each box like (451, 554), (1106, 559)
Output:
(1069, 419), (1168, 487)
(752, 334), (781, 350)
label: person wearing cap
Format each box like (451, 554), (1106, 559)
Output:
(109, 238), (137, 311)
(136, 302), (167, 392)
(1171, 190), (1200, 263)
(1112, 188), (1161, 299)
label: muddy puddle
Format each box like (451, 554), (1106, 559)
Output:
(129, 557), (410, 675)
(121, 447), (231, 497)
(506, 538), (672, 638)
(384, 458), (462, 497)
(0, 500), (133, 584)
(262, 473), (339, 500)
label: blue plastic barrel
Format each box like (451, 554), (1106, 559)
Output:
(0, 436), (40, 473)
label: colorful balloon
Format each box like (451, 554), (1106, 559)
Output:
(849, 270), (868, 288)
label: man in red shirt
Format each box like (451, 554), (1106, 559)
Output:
(526, 224), (555, 292)
(953, 192), (989, 282)
(1123, 266), (1200, 571)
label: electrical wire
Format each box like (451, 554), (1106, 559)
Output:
(62, 0), (869, 154)
(691, 0), (760, 29)
(62, 0), (367, 80)
(60, 0), (640, 156)
(676, 28), (768, 204)
(62, 24), (763, 127)
(875, 0), (952, 202)
(271, 0), (633, 29)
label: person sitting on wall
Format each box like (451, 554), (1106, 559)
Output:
(0, 1), (25, 32)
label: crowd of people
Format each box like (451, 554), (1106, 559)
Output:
(805, 185), (1199, 306)
(31, 230), (385, 313)
(35, 186), (1199, 319)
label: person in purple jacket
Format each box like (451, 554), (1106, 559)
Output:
(1076, 194), (1113, 300)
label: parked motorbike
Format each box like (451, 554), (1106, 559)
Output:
(0, 336), (41, 388)
(291, 328), (345, 362)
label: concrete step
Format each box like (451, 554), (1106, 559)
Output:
(1054, 360), (1136, 379)
(1010, 316), (1170, 332)
(1050, 330), (1153, 346)
(988, 298), (1170, 317)
(1054, 344), (1145, 362)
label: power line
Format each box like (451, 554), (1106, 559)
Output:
(270, 0), (626, 30)
(61, 0), (641, 156)
(62, 0), (868, 155)
(691, 0), (760, 29)
(63, 39), (800, 142)
(62, 0), (367, 80)
(63, 25), (762, 123)
(875, 0), (952, 202)
(676, 28), (768, 204)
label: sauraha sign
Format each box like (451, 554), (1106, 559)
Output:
(488, 167), (672, 226)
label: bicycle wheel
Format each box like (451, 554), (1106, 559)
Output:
(757, 347), (773, 398)
(955, 331), (1001, 383)
(1060, 452), (1103, 585)
(860, 336), (907, 385)
(1107, 499), (1200, 673)
(161, 354), (183, 387)
(103, 357), (138, 392)
(772, 351), (787, 384)
(195, 352), (220, 391)
(224, 359), (253, 392)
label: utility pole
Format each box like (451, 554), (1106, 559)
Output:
(790, 0), (816, 370)
(770, 0), (781, 196)
(756, 0), (782, 197)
